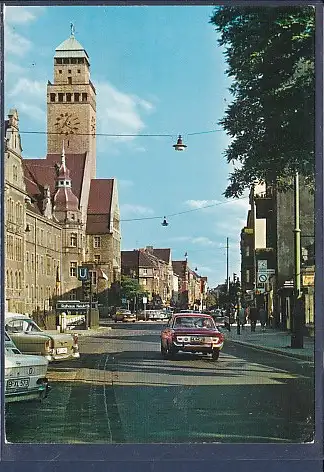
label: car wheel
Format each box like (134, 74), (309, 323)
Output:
(212, 349), (220, 361)
(114, 320), (117, 323)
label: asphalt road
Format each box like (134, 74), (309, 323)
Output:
(5, 322), (314, 444)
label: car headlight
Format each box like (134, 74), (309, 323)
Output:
(176, 336), (190, 342)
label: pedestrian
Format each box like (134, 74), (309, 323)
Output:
(238, 306), (246, 330)
(259, 307), (267, 332)
(249, 305), (258, 332)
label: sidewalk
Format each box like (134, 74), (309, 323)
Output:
(221, 324), (314, 361)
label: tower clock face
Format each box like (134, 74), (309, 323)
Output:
(54, 113), (80, 136)
(91, 116), (96, 137)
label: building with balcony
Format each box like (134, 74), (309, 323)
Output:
(240, 179), (314, 330)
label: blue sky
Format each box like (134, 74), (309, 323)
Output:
(4, 5), (250, 288)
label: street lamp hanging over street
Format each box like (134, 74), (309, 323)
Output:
(161, 216), (169, 226)
(173, 135), (187, 151)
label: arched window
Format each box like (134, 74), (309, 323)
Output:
(15, 271), (18, 289)
(6, 270), (9, 288)
(26, 284), (29, 300)
(18, 271), (22, 290)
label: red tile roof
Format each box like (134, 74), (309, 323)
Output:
(122, 250), (159, 269)
(23, 153), (87, 205)
(86, 179), (114, 234)
(172, 260), (187, 277)
(153, 248), (171, 263)
(87, 179), (113, 214)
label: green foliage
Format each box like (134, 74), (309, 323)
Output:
(120, 275), (147, 299)
(210, 6), (315, 197)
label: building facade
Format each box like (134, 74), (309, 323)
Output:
(240, 180), (315, 331)
(5, 31), (121, 315)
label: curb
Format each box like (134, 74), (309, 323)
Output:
(227, 339), (314, 362)
(75, 326), (112, 336)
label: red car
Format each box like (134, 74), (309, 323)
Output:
(160, 313), (225, 360)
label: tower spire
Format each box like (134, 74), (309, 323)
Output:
(61, 140), (66, 167)
(70, 22), (75, 37)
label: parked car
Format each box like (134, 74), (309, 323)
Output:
(112, 309), (136, 323)
(5, 313), (80, 362)
(5, 331), (50, 404)
(210, 309), (225, 326)
(160, 313), (225, 360)
(147, 310), (168, 321)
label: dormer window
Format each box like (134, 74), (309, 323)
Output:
(65, 180), (70, 186)
(60, 180), (64, 185)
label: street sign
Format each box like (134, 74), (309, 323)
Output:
(122, 298), (127, 304)
(56, 300), (90, 311)
(78, 266), (89, 281)
(257, 260), (267, 271)
(143, 297), (147, 304)
(257, 273), (268, 284)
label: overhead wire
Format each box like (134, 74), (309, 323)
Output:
(120, 196), (249, 222)
(17, 128), (223, 137)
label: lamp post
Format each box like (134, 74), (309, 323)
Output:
(291, 171), (303, 348)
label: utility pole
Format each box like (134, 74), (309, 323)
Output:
(251, 184), (257, 307)
(226, 237), (229, 295)
(226, 237), (231, 331)
(291, 171), (303, 348)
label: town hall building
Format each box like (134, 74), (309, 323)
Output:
(5, 30), (121, 315)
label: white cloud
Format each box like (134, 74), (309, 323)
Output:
(185, 197), (249, 212)
(5, 27), (32, 57)
(16, 102), (46, 122)
(120, 204), (154, 217)
(6, 78), (46, 122)
(191, 236), (216, 246)
(4, 6), (45, 57)
(96, 81), (154, 150)
(191, 264), (214, 274)
(4, 6), (38, 24)
(185, 199), (220, 209)
(9, 78), (45, 98)
(118, 179), (134, 188)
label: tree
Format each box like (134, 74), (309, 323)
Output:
(120, 275), (147, 302)
(210, 6), (315, 197)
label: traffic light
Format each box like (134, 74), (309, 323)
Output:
(82, 279), (92, 301)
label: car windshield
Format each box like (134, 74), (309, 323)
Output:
(5, 318), (42, 333)
(173, 316), (215, 329)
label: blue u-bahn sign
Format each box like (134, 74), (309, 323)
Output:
(77, 266), (89, 281)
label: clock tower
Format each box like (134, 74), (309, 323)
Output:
(47, 29), (96, 178)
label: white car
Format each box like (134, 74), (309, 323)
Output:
(5, 331), (50, 404)
(5, 313), (80, 362)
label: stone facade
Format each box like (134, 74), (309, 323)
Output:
(5, 32), (121, 316)
(47, 35), (96, 179)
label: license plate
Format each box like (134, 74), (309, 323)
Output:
(56, 347), (68, 354)
(191, 337), (204, 343)
(7, 378), (30, 389)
